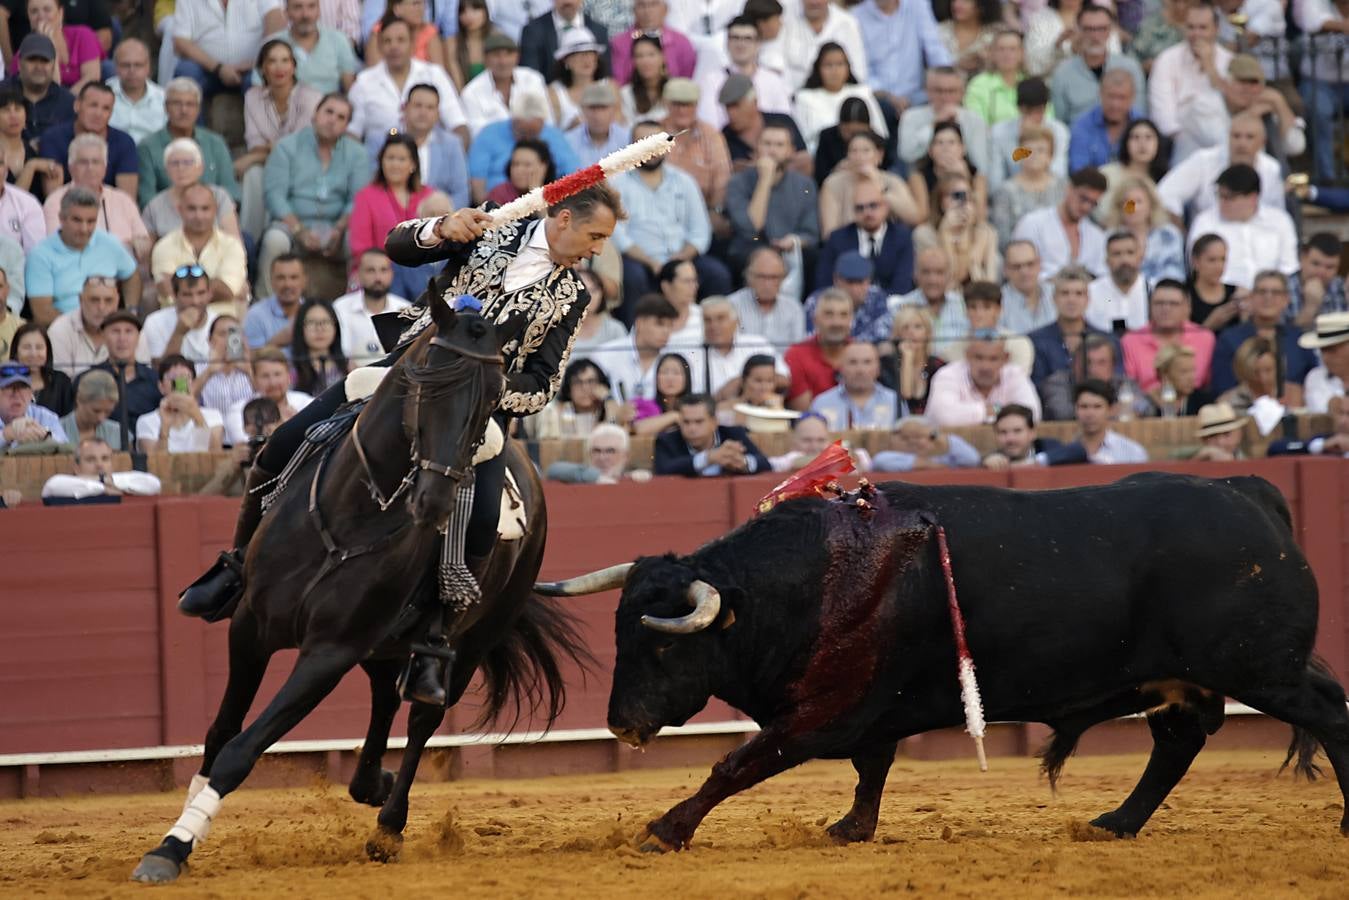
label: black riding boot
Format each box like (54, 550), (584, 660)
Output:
(178, 464), (276, 621)
(401, 552), (488, 707)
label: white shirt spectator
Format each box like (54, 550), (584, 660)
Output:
(1303, 365), (1345, 414)
(666, 0), (743, 53)
(137, 307), (219, 368)
(595, 332), (707, 400)
(1186, 205), (1298, 290)
(347, 60), (467, 144)
(224, 391), (313, 446)
(1086, 429), (1149, 463)
(172, 0), (284, 69)
(107, 77), (168, 144)
(697, 331), (788, 396)
(459, 66), (549, 138)
(0, 182), (46, 253)
(926, 359), (1042, 427)
(1156, 145), (1284, 217)
(1086, 274), (1150, 333)
(727, 286), (806, 350)
(695, 66), (794, 130)
(1148, 41), (1233, 162)
(46, 310), (108, 379)
(778, 4), (870, 89)
(333, 289), (411, 365)
(898, 106), (991, 174)
(136, 406), (225, 452)
(793, 85), (888, 155)
(486, 0), (553, 42)
(1294, 0), (1349, 80)
(1012, 205), (1107, 280)
(43, 471), (163, 498)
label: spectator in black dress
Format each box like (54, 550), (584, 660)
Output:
(1187, 233), (1241, 333)
(9, 321), (72, 414)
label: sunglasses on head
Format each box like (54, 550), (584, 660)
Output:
(0, 363), (31, 378)
(175, 264), (206, 278)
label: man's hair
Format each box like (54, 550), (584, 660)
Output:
(963, 281), (1001, 306)
(1216, 163), (1260, 195)
(1099, 68), (1134, 92)
(677, 393), (717, 416)
(74, 435), (112, 463)
(1304, 231), (1343, 258)
(242, 396), (282, 428)
(163, 136), (204, 168)
(1015, 77), (1049, 109)
(78, 80), (115, 102)
(633, 294), (678, 321)
(1150, 278), (1189, 302)
(76, 369), (118, 404)
(657, 256), (693, 286)
(271, 251), (305, 272)
(406, 82), (440, 104)
(586, 422), (630, 453)
(252, 347), (289, 370)
(1252, 269), (1288, 290)
(744, 245), (784, 274)
(1084, 333), (1117, 363)
(1069, 166), (1108, 192)
(926, 65), (962, 83)
(995, 403), (1035, 428)
(114, 36), (150, 60)
(1074, 377), (1116, 405)
(1105, 229), (1139, 250)
(360, 247), (391, 263)
(164, 76), (203, 103)
(547, 181), (626, 221)
(726, 14), (758, 33)
(157, 353), (194, 380)
(180, 181), (217, 207)
(700, 294), (735, 317)
(814, 286), (852, 312)
(742, 0), (783, 24)
(1189, 0), (1221, 24)
(60, 185), (100, 215)
(1053, 263), (1094, 291)
(317, 91), (353, 117)
(1077, 2), (1116, 22)
(379, 10), (410, 34)
(69, 132), (108, 161)
(172, 262), (208, 294)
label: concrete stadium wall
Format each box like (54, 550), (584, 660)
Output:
(0, 460), (1346, 797)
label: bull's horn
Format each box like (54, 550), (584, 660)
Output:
(535, 563), (634, 596)
(641, 580), (722, 634)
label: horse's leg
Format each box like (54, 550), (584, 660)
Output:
(366, 699), (447, 862)
(349, 659), (403, 808)
(188, 610), (272, 809)
(131, 645), (362, 883)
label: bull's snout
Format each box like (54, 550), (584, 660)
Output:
(609, 724), (655, 749)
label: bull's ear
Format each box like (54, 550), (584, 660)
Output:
(719, 609), (736, 629)
(716, 586), (744, 630)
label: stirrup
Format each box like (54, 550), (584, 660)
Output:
(177, 550), (245, 622)
(399, 645), (456, 707)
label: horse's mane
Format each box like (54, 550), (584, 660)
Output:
(399, 322), (505, 402)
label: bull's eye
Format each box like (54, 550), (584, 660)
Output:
(653, 640), (675, 657)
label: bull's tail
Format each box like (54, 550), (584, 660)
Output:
(472, 592), (596, 733)
(1037, 728), (1081, 793)
(1278, 655), (1336, 782)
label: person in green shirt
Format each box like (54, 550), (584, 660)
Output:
(136, 78), (242, 209)
(964, 27), (1053, 126)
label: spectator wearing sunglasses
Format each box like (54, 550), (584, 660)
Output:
(137, 265), (218, 368)
(0, 362), (68, 450)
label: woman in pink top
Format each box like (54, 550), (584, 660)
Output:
(348, 133), (435, 300)
(12, 0), (102, 92)
(484, 138), (554, 207)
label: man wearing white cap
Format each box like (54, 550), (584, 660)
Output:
(1299, 312), (1349, 414)
(1190, 401), (1247, 461)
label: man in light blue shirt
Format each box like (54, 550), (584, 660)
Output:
(467, 91), (580, 200)
(25, 188), (138, 325)
(810, 342), (903, 431)
(0, 364), (68, 449)
(854, 0), (951, 111)
(891, 246), (969, 358)
(1049, 5), (1146, 127)
(611, 120), (732, 310)
(267, 0), (361, 94)
(244, 255), (308, 352)
(565, 83), (630, 168)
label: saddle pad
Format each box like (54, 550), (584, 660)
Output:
(499, 467), (526, 540)
(346, 366), (391, 402)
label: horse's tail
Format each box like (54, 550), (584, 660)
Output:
(472, 592), (596, 733)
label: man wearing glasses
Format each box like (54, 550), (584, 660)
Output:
(816, 179), (914, 297)
(1047, 4), (1146, 128)
(1209, 270), (1319, 396)
(0, 364), (68, 449)
(137, 265), (218, 368)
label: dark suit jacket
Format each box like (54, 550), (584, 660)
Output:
(519, 13), (610, 77)
(653, 425), (772, 477)
(816, 224), (914, 296)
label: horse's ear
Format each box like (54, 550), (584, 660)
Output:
(430, 295), (458, 334)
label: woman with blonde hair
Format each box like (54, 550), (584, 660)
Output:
(989, 123), (1064, 249)
(914, 172), (1001, 288)
(1221, 335), (1302, 413)
(879, 305), (947, 415)
(1100, 175), (1186, 282)
(1151, 343), (1212, 417)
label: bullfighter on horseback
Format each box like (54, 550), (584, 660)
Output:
(177, 183), (626, 706)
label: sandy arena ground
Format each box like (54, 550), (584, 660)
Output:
(3, 749), (1349, 899)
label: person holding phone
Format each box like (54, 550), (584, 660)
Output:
(135, 352), (224, 453)
(194, 315), (255, 417)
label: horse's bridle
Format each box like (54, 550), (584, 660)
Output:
(351, 333), (505, 512)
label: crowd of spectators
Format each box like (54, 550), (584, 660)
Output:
(2, 0), (1349, 501)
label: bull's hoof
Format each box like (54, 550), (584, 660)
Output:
(826, 816), (876, 844)
(365, 827), (404, 862)
(130, 852), (183, 884)
(1080, 814), (1137, 840)
(640, 819), (687, 853)
(350, 769), (396, 808)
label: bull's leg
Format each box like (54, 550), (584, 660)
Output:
(130, 647), (360, 883)
(826, 741), (899, 843)
(367, 699), (447, 862)
(349, 659), (403, 808)
(643, 727), (819, 851)
(1234, 665), (1349, 834)
(195, 611), (272, 802)
(1089, 694), (1225, 838)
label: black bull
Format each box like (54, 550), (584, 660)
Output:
(540, 472), (1349, 850)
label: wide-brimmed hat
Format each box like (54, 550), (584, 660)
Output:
(554, 27), (604, 60)
(1196, 402), (1248, 438)
(1297, 311), (1349, 350)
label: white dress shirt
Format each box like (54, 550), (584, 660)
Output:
(1011, 206), (1107, 280)
(459, 67), (549, 138)
(727, 287), (806, 351)
(1156, 145), (1284, 216)
(136, 307), (219, 368)
(779, 4), (869, 89)
(1186, 206), (1299, 290)
(347, 59), (467, 143)
(694, 65), (794, 130)
(107, 78), (168, 144)
(486, 0), (553, 42)
(1148, 41), (1233, 162)
(1302, 365), (1346, 414)
(0, 182), (46, 253)
(172, 0), (283, 68)
(42, 471), (163, 498)
(698, 332), (787, 395)
(137, 406), (225, 452)
(1086, 274), (1150, 333)
(333, 289), (411, 364)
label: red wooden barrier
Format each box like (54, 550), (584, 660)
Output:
(0, 461), (1345, 793)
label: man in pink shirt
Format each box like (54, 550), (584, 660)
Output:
(610, 0), (697, 83)
(1120, 279), (1216, 392)
(926, 330), (1043, 427)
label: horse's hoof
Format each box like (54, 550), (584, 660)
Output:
(638, 830), (678, 853)
(366, 828), (404, 863)
(130, 853), (182, 883)
(826, 817), (875, 844)
(350, 769), (396, 808)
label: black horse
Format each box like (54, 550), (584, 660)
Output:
(132, 299), (588, 883)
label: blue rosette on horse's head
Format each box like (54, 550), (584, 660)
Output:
(453, 293), (483, 313)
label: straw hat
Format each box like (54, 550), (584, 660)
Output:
(1196, 402), (1248, 438)
(1297, 311), (1349, 350)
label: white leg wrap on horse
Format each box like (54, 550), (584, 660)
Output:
(182, 773), (210, 812)
(166, 785), (222, 846)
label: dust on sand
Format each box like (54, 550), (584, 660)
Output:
(1, 750), (1347, 899)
